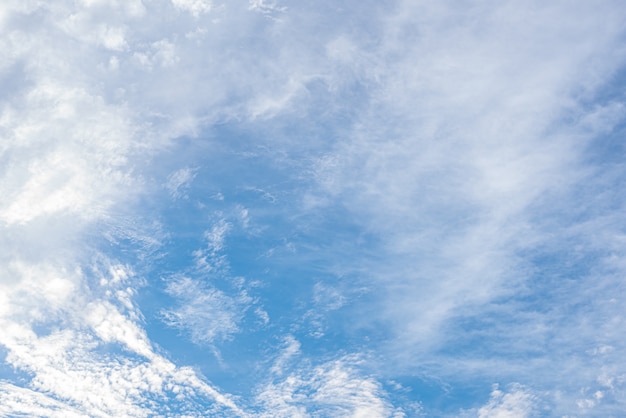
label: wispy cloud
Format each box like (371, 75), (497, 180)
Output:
(3, 0), (626, 416)
(0, 381), (87, 418)
(308, 0), (626, 357)
(0, 258), (246, 416)
(171, 0), (213, 17)
(161, 215), (257, 349)
(476, 385), (537, 418)
(256, 336), (402, 417)
(164, 167), (198, 200)
(162, 275), (251, 345)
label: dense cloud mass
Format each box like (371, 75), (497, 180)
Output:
(1, 0), (626, 416)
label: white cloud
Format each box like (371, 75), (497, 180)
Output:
(269, 335), (301, 376)
(165, 167), (197, 199)
(17, 334), (242, 417)
(134, 39), (180, 70)
(171, 0), (213, 17)
(0, 262), (247, 417)
(192, 218), (231, 273)
(0, 2), (262, 411)
(77, 0), (145, 18)
(477, 385), (536, 418)
(303, 282), (347, 338)
(248, 0), (286, 16)
(85, 300), (153, 359)
(0, 381), (88, 418)
(3, 0), (626, 415)
(0, 0), (356, 415)
(257, 338), (401, 417)
(307, 0), (626, 357)
(162, 275), (251, 345)
(0, 82), (138, 226)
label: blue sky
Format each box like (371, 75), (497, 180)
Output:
(1, 0), (626, 416)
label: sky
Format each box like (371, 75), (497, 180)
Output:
(1, 0), (626, 417)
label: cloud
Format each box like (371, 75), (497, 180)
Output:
(171, 0), (213, 17)
(306, 0), (626, 359)
(0, 381), (88, 418)
(3, 0), (626, 416)
(194, 219), (231, 269)
(165, 167), (197, 199)
(0, 82), (138, 226)
(161, 275), (251, 345)
(256, 337), (402, 417)
(477, 385), (537, 418)
(248, 0), (286, 17)
(302, 282), (347, 338)
(0, 0), (344, 415)
(0, 257), (247, 417)
(258, 1), (626, 414)
(0, 1), (269, 412)
(161, 215), (257, 347)
(268, 335), (301, 376)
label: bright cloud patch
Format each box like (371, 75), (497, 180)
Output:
(255, 337), (402, 417)
(477, 385), (536, 418)
(162, 275), (251, 345)
(2, 0), (626, 416)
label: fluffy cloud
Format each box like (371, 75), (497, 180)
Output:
(0, 3), (255, 412)
(0, 258), (246, 416)
(0, 381), (88, 418)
